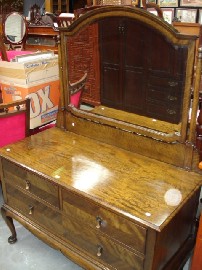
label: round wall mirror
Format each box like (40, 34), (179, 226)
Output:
(3, 12), (27, 45)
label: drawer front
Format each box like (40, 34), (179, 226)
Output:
(62, 189), (147, 254)
(63, 217), (144, 270)
(147, 88), (179, 104)
(2, 159), (59, 207)
(146, 101), (180, 123)
(6, 183), (63, 236)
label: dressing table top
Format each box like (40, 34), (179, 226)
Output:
(1, 127), (201, 231)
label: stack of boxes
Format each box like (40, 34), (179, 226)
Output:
(0, 55), (60, 129)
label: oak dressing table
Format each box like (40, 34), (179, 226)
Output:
(1, 6), (202, 270)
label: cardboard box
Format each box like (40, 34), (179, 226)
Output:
(0, 56), (59, 85)
(0, 56), (60, 129)
(1, 80), (60, 129)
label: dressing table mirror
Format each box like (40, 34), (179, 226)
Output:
(58, 6), (201, 171)
(3, 12), (27, 49)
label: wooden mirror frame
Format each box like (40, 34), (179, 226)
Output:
(57, 6), (201, 170)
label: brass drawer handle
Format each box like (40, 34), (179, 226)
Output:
(29, 205), (34, 215)
(168, 81), (178, 87)
(97, 245), (103, 257)
(167, 109), (176, 115)
(167, 95), (177, 101)
(25, 180), (31, 190)
(96, 216), (103, 229)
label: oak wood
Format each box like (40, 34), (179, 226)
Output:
(0, 127), (201, 269)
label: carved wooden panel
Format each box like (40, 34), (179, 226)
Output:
(67, 23), (100, 106)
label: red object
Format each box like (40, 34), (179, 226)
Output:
(70, 91), (82, 108)
(0, 50), (33, 62)
(0, 113), (26, 147)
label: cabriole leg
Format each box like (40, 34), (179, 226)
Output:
(1, 207), (17, 244)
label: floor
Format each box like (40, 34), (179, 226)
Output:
(0, 185), (193, 270)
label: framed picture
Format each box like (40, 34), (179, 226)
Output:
(161, 8), (175, 24)
(157, 0), (178, 8)
(176, 8), (197, 22)
(180, 0), (202, 7)
(140, 0), (156, 7)
(199, 9), (202, 23)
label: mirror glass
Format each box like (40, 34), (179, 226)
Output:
(65, 17), (193, 142)
(4, 12), (26, 44)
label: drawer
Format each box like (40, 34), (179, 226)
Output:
(2, 159), (59, 208)
(62, 189), (147, 254)
(147, 88), (179, 104)
(148, 75), (181, 91)
(147, 75), (182, 103)
(146, 101), (181, 124)
(63, 216), (144, 270)
(6, 183), (64, 236)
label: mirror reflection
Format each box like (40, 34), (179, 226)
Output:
(4, 12), (26, 44)
(66, 18), (192, 141)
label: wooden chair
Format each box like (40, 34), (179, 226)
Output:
(0, 98), (30, 185)
(56, 15), (74, 27)
(69, 73), (87, 108)
(0, 99), (30, 148)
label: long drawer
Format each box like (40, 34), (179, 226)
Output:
(62, 188), (147, 254)
(5, 183), (144, 270)
(2, 159), (59, 208)
(6, 183), (63, 236)
(62, 216), (144, 270)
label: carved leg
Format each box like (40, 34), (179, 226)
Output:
(1, 207), (17, 244)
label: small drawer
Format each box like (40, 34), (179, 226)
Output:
(147, 88), (179, 104)
(63, 216), (144, 270)
(148, 75), (180, 90)
(6, 183), (64, 236)
(2, 159), (59, 208)
(62, 189), (147, 254)
(146, 102), (180, 124)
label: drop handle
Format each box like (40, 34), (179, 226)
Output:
(28, 205), (34, 215)
(25, 180), (31, 190)
(96, 216), (103, 229)
(168, 81), (178, 87)
(167, 109), (176, 115)
(97, 245), (103, 257)
(167, 95), (177, 101)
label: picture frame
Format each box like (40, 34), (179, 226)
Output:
(180, 0), (202, 7)
(175, 8), (197, 23)
(157, 0), (178, 8)
(140, 0), (156, 7)
(161, 8), (175, 24)
(199, 9), (202, 23)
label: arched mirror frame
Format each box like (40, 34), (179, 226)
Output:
(3, 12), (27, 47)
(57, 6), (201, 169)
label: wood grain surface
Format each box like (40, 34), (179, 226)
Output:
(1, 127), (201, 231)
